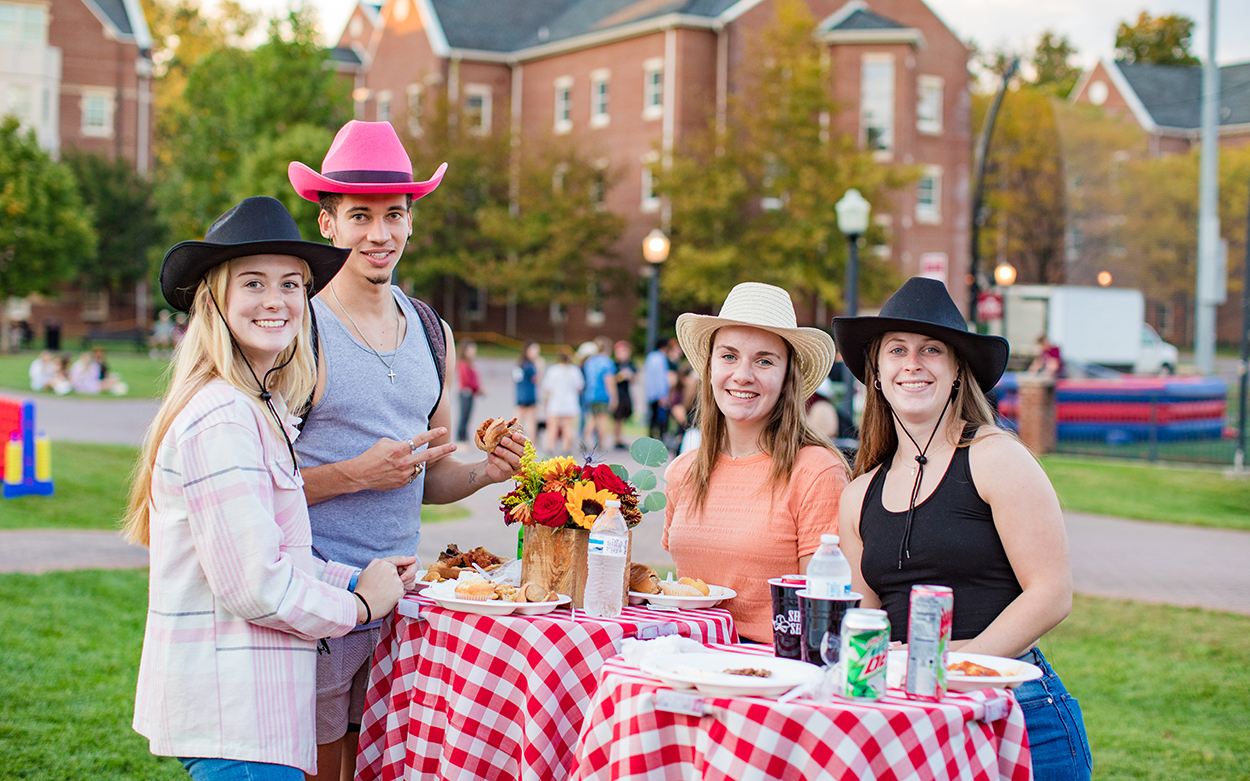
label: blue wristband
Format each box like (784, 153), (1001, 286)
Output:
(348, 568), (361, 593)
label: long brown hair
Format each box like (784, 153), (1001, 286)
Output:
(122, 258), (315, 546)
(853, 334), (1004, 478)
(681, 327), (848, 513)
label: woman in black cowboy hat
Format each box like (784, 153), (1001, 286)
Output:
(123, 197), (417, 780)
(833, 277), (1091, 781)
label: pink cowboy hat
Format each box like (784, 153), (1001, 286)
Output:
(288, 120), (447, 202)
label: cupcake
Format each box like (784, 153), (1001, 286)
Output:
(454, 576), (497, 601)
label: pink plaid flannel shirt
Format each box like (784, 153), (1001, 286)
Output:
(133, 381), (358, 774)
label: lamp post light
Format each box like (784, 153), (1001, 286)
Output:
(642, 228), (671, 354)
(994, 261), (1016, 343)
(836, 189), (871, 424)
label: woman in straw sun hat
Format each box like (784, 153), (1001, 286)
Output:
(123, 197), (417, 780)
(832, 276), (1090, 780)
(662, 282), (850, 644)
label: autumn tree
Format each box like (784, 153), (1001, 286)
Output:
(654, 0), (912, 314)
(1115, 12), (1199, 66)
(229, 123), (336, 241)
(0, 118), (97, 351)
(1032, 31), (1081, 98)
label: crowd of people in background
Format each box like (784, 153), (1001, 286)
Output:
(28, 346), (128, 396)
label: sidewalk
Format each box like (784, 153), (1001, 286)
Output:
(3, 356), (1248, 616)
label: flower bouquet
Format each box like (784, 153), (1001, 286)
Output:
(500, 438), (669, 607)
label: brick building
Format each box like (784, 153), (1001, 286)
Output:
(336, 0), (971, 343)
(1, 0), (154, 347)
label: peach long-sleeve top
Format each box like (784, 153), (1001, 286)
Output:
(662, 446), (848, 643)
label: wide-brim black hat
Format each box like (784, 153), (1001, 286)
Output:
(832, 277), (1009, 392)
(160, 196), (350, 312)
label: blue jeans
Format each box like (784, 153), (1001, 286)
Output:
(178, 758), (303, 781)
(1013, 648), (1092, 781)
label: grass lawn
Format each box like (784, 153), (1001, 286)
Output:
(1, 573), (1246, 780)
(0, 350), (171, 399)
(0, 442), (467, 531)
(1042, 456), (1250, 531)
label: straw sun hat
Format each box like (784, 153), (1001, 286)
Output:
(676, 282), (835, 400)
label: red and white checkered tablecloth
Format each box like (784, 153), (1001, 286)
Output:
(355, 595), (738, 781)
(573, 643), (1033, 781)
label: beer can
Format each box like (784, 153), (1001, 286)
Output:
(905, 584), (953, 701)
(839, 608), (890, 700)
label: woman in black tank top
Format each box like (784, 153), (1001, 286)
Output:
(832, 278), (1091, 781)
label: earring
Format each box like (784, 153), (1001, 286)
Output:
(952, 378), (962, 390)
(873, 379), (882, 390)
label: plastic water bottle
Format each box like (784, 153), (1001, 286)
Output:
(583, 500), (629, 617)
(806, 534), (852, 599)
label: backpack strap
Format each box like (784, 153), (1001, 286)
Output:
(295, 295), (447, 430)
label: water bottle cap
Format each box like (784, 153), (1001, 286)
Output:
(820, 533), (840, 545)
(605, 500), (621, 508)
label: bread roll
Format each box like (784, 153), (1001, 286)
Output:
(678, 577), (710, 596)
(629, 563), (661, 594)
(659, 581), (704, 597)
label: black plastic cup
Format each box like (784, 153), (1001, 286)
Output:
(798, 590), (863, 666)
(768, 576), (806, 659)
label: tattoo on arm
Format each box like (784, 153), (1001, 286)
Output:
(468, 469), (478, 485)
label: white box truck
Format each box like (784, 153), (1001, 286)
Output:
(1003, 285), (1178, 375)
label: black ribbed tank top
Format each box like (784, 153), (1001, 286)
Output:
(859, 443), (1022, 642)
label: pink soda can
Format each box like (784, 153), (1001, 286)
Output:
(905, 584), (953, 701)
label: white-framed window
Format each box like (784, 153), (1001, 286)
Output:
(590, 158), (608, 209)
(640, 152), (660, 213)
(4, 84), (33, 126)
(860, 54), (894, 157)
(376, 89), (392, 123)
(406, 83), (422, 135)
(873, 214), (892, 259)
(552, 162), (568, 194)
(81, 91), (114, 138)
(917, 75), (943, 135)
(464, 83), (492, 135)
(0, 2), (48, 44)
(642, 57), (663, 121)
(81, 289), (109, 322)
(554, 76), (573, 134)
(916, 166), (942, 224)
(590, 69), (610, 128)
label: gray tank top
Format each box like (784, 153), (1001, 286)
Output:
(297, 288), (441, 569)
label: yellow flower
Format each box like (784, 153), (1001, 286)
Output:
(543, 456), (581, 482)
(565, 481), (618, 529)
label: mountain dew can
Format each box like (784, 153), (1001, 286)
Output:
(840, 608), (890, 700)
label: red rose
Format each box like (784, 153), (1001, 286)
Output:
(533, 491), (571, 528)
(582, 464), (629, 497)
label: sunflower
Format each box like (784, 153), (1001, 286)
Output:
(565, 481), (618, 529)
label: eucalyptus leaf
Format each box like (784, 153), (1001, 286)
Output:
(609, 464), (630, 480)
(643, 492), (667, 513)
(630, 437), (670, 468)
(632, 469), (658, 491)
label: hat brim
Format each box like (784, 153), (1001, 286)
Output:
(676, 313), (835, 400)
(160, 239), (350, 312)
(288, 161), (448, 203)
(832, 316), (1009, 393)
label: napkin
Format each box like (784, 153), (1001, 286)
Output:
(620, 636), (704, 666)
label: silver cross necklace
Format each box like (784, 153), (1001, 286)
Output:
(330, 281), (402, 383)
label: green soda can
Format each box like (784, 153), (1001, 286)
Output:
(839, 608), (891, 700)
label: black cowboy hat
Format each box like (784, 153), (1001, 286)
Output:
(832, 277), (1009, 392)
(160, 196), (350, 312)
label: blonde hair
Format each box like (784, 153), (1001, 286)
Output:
(852, 334), (1007, 479)
(122, 258), (315, 545)
(681, 327), (848, 514)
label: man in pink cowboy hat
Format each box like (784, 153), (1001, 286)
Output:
(288, 120), (526, 780)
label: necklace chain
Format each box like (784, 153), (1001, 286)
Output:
(330, 282), (402, 384)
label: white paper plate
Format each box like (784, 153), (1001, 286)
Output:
(427, 593), (520, 616)
(642, 651), (821, 698)
(511, 593), (572, 616)
(887, 649), (1043, 692)
(629, 585), (736, 609)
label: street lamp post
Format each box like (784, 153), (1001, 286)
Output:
(994, 261), (1016, 344)
(835, 189), (871, 425)
(642, 228), (671, 354)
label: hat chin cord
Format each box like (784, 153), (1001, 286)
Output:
(886, 389), (954, 570)
(207, 292), (300, 474)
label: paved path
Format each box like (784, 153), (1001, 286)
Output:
(3, 358), (1248, 616)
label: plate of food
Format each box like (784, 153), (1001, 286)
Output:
(419, 543), (509, 584)
(426, 576), (569, 617)
(641, 652), (821, 698)
(628, 570), (736, 609)
(512, 592), (572, 616)
(887, 650), (1043, 692)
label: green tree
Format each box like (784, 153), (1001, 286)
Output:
(1115, 12), (1200, 66)
(63, 150), (166, 293)
(229, 122), (336, 241)
(654, 0), (912, 312)
(0, 118), (97, 350)
(156, 6), (351, 241)
(1032, 31), (1081, 98)
(972, 85), (1067, 285)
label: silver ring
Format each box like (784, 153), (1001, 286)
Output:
(407, 438), (416, 452)
(414, 462), (425, 476)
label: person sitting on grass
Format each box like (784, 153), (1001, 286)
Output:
(123, 197), (416, 781)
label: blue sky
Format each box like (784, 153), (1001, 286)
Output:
(232, 0), (1250, 67)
